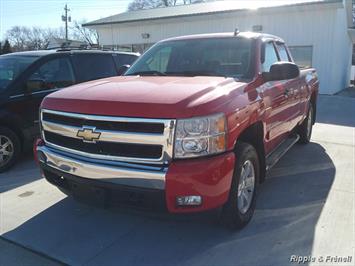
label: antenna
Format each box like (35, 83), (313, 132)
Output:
(234, 28), (240, 36)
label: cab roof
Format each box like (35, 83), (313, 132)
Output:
(162, 31), (285, 43)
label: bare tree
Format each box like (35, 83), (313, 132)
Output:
(5, 26), (73, 51)
(26, 27), (59, 50)
(128, 0), (207, 11)
(71, 20), (99, 45)
(6, 26), (28, 51)
(128, 0), (159, 10)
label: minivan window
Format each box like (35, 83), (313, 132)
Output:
(114, 54), (138, 67)
(0, 55), (39, 90)
(28, 57), (75, 92)
(72, 54), (117, 82)
(126, 38), (255, 79)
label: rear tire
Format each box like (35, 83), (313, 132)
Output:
(298, 104), (314, 144)
(0, 127), (21, 173)
(220, 142), (260, 230)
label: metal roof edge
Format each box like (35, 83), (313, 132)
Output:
(83, 0), (343, 27)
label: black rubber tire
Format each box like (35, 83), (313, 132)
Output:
(0, 126), (21, 173)
(220, 142), (260, 230)
(298, 104), (314, 144)
(57, 186), (72, 197)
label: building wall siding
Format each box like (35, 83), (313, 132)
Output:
(92, 5), (351, 94)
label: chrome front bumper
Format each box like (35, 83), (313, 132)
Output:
(37, 145), (167, 189)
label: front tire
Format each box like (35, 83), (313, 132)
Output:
(220, 142), (260, 230)
(0, 127), (21, 173)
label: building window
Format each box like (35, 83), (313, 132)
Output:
(288, 46), (313, 69)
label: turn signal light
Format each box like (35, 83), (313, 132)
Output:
(33, 138), (44, 164)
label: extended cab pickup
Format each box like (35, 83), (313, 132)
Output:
(35, 32), (319, 229)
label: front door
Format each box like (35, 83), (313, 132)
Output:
(24, 56), (75, 138)
(260, 41), (292, 154)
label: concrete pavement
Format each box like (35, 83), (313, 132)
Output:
(0, 95), (354, 266)
(0, 239), (60, 266)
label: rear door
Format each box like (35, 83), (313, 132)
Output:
(71, 53), (118, 82)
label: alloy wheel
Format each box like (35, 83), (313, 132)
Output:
(237, 160), (256, 214)
(0, 135), (14, 167)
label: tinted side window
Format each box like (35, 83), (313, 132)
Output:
(114, 54), (138, 67)
(72, 54), (117, 82)
(262, 42), (279, 72)
(0, 55), (39, 91)
(276, 43), (290, 62)
(28, 57), (75, 92)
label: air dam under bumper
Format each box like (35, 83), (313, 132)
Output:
(36, 145), (235, 213)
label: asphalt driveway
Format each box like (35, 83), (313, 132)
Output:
(0, 95), (354, 266)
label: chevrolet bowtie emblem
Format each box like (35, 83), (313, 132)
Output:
(77, 126), (101, 143)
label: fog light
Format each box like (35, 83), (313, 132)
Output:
(176, 196), (202, 206)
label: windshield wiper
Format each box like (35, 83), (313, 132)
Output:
(126, 71), (167, 76)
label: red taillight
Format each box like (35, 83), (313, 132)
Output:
(33, 138), (44, 164)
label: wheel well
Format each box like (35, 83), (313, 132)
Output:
(0, 119), (24, 149)
(236, 122), (266, 183)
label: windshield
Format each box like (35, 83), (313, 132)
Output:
(126, 37), (255, 79)
(0, 55), (39, 90)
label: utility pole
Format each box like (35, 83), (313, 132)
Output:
(62, 4), (71, 41)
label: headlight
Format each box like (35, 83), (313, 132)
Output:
(174, 113), (227, 159)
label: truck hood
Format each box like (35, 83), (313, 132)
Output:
(42, 76), (247, 118)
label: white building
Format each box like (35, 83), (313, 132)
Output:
(47, 38), (87, 49)
(84, 0), (355, 94)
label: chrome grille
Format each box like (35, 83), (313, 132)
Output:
(40, 109), (175, 165)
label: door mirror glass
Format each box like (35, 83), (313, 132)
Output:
(263, 62), (300, 81)
(118, 64), (130, 75)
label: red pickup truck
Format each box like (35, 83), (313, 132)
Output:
(34, 32), (319, 229)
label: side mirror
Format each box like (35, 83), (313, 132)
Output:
(263, 62), (300, 82)
(117, 64), (131, 76)
(26, 79), (45, 92)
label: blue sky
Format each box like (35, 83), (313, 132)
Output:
(0, 0), (131, 39)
